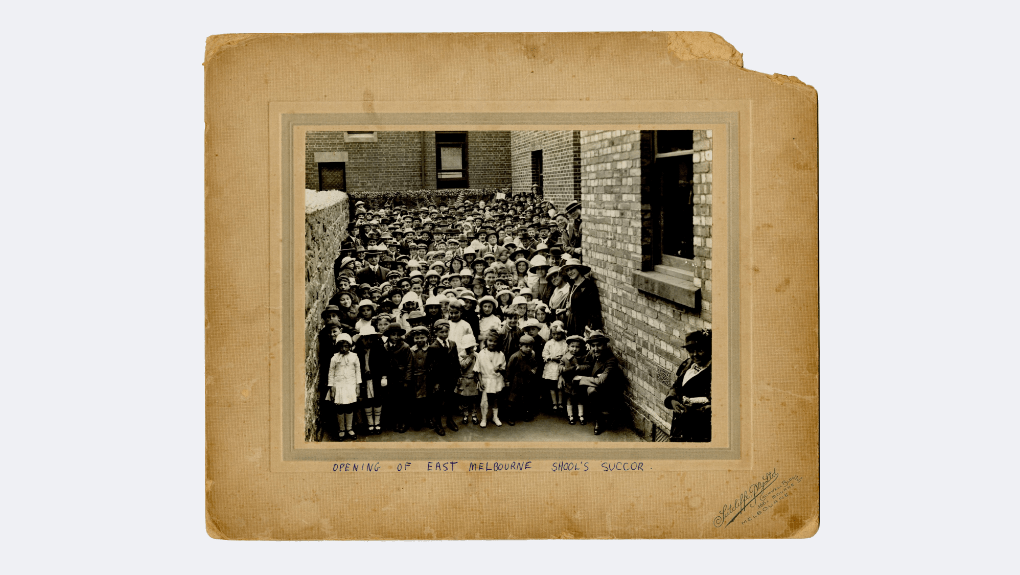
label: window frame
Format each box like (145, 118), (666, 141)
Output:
(631, 130), (701, 310)
(435, 131), (469, 189)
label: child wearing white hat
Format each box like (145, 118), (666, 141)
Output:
(327, 332), (362, 441)
(542, 321), (569, 414)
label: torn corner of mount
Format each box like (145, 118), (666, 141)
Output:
(665, 32), (744, 68)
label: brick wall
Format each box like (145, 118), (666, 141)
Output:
(510, 131), (581, 208)
(579, 129), (713, 440)
(304, 193), (348, 441)
(467, 131), (512, 188)
(305, 131), (510, 192)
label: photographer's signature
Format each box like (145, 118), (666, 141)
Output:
(714, 468), (783, 526)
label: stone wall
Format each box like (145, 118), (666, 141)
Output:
(579, 130), (713, 440)
(304, 191), (348, 441)
(305, 131), (511, 192)
(510, 131), (581, 208)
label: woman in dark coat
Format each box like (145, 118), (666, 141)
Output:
(562, 258), (603, 337)
(664, 329), (712, 442)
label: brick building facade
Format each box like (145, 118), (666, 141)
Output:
(509, 131), (581, 207)
(577, 129), (714, 440)
(305, 131), (511, 192)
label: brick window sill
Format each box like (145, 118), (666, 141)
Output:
(633, 268), (701, 309)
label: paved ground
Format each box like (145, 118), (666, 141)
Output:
(323, 411), (644, 443)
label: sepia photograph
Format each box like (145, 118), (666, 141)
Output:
(303, 129), (715, 444)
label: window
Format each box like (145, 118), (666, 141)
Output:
(344, 131), (378, 142)
(318, 162), (346, 192)
(653, 130), (695, 260)
(436, 132), (468, 189)
(631, 130), (700, 309)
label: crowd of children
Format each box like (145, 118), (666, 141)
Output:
(314, 193), (620, 440)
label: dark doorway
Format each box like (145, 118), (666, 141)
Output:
(318, 162), (346, 191)
(531, 150), (544, 197)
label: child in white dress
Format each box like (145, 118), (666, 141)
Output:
(328, 332), (362, 441)
(542, 321), (569, 414)
(473, 331), (506, 428)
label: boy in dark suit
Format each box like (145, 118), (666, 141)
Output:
(425, 319), (460, 436)
(380, 323), (413, 433)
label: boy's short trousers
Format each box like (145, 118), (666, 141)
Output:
(335, 402), (357, 414)
(544, 377), (559, 391)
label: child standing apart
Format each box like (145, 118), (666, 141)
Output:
(327, 332), (362, 440)
(560, 335), (586, 425)
(542, 321), (568, 415)
(455, 334), (480, 425)
(474, 330), (506, 428)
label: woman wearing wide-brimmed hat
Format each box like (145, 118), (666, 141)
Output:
(561, 258), (603, 337)
(664, 329), (712, 442)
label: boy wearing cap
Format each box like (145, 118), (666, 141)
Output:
(665, 330), (712, 442)
(381, 323), (413, 433)
(406, 326), (432, 431)
(424, 319), (460, 436)
(505, 334), (541, 425)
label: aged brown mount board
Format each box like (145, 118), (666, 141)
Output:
(205, 32), (818, 539)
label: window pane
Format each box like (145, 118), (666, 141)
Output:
(438, 171), (463, 179)
(440, 146), (463, 170)
(656, 130), (693, 154)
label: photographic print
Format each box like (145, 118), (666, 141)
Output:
(206, 32), (817, 539)
(303, 130), (715, 445)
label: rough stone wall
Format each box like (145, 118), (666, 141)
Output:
(510, 131), (581, 208)
(579, 129), (712, 440)
(305, 131), (510, 192)
(304, 194), (348, 441)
